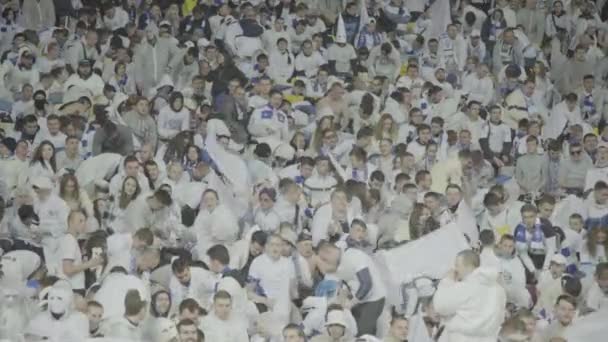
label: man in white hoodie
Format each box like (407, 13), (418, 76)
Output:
(199, 290), (249, 342)
(584, 262), (608, 311)
(433, 250), (506, 342)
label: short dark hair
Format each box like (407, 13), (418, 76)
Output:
(596, 262), (608, 277)
(479, 230), (495, 246)
(207, 244), (230, 265)
(172, 257), (190, 274)
(177, 318), (197, 331)
(179, 298), (201, 314)
(152, 189), (172, 206)
(134, 228), (154, 245)
(555, 294), (577, 308)
(251, 230), (268, 246)
(520, 203), (538, 214)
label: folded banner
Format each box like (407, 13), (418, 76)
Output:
(374, 223), (470, 309)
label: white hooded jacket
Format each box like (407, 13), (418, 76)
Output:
(433, 267), (506, 342)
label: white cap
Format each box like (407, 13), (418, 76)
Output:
(273, 143), (295, 161)
(597, 141), (608, 149)
(470, 29), (481, 37)
(31, 177), (53, 190)
(325, 310), (347, 327)
(551, 254), (567, 265)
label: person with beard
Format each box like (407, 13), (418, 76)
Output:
(169, 257), (216, 312)
(26, 280), (90, 340)
(63, 59), (105, 98)
(134, 23), (182, 96)
(174, 46), (200, 90)
(4, 47), (40, 95)
(66, 29), (100, 72)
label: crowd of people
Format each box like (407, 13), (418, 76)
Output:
(0, 0), (608, 341)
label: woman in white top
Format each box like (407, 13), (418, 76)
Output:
(107, 176), (141, 234)
(58, 174), (94, 218)
(28, 140), (57, 183)
(580, 227), (608, 275)
(193, 189), (239, 259)
(532, 61), (557, 108)
(374, 114), (399, 142)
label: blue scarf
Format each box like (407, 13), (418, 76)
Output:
(515, 222), (545, 254)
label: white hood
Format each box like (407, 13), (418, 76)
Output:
(434, 267), (506, 341)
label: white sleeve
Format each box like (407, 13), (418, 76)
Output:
(157, 109), (179, 140)
(247, 109), (268, 137)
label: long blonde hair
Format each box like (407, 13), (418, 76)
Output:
(374, 113), (398, 141)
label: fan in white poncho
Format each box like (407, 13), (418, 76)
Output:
(93, 272), (149, 319)
(26, 280), (90, 341)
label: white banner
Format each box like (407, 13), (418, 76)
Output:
(374, 223), (470, 308)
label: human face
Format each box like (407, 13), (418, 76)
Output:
(87, 306), (103, 331)
(125, 161), (139, 177)
(570, 146), (583, 161)
(569, 218), (583, 233)
(300, 163), (314, 178)
(41, 144), (54, 161)
(64, 179), (76, 195)
(446, 188), (461, 207)
(66, 138), (79, 154)
(331, 191), (348, 213)
(424, 196), (440, 213)
(498, 238), (515, 255)
(214, 297), (232, 320)
(594, 188), (608, 205)
(490, 109), (502, 123)
(270, 93), (283, 108)
(283, 328), (304, 342)
(523, 82), (535, 97)
(155, 292), (170, 316)
(20, 111), (37, 131)
(554, 299), (575, 326)
(316, 160), (330, 176)
(136, 100), (149, 115)
(203, 192), (219, 210)
(526, 140), (537, 153)
(596, 270), (608, 295)
(296, 240), (313, 258)
(250, 242), (264, 257)
(390, 318), (409, 340)
(178, 324), (198, 342)
(327, 325), (345, 338)
(266, 236), (283, 260)
(47, 119), (60, 135)
(259, 193), (274, 210)
(522, 211), (537, 228)
(123, 178), (138, 197)
(174, 268), (191, 286)
(538, 202), (555, 220)
(379, 140), (392, 156)
(350, 224), (366, 242)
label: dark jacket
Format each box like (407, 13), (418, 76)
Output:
(92, 122), (134, 157)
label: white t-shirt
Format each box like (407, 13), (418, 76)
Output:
(485, 121), (512, 154)
(58, 233), (85, 290)
(248, 253), (295, 325)
(327, 43), (356, 74)
(336, 248), (386, 303)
